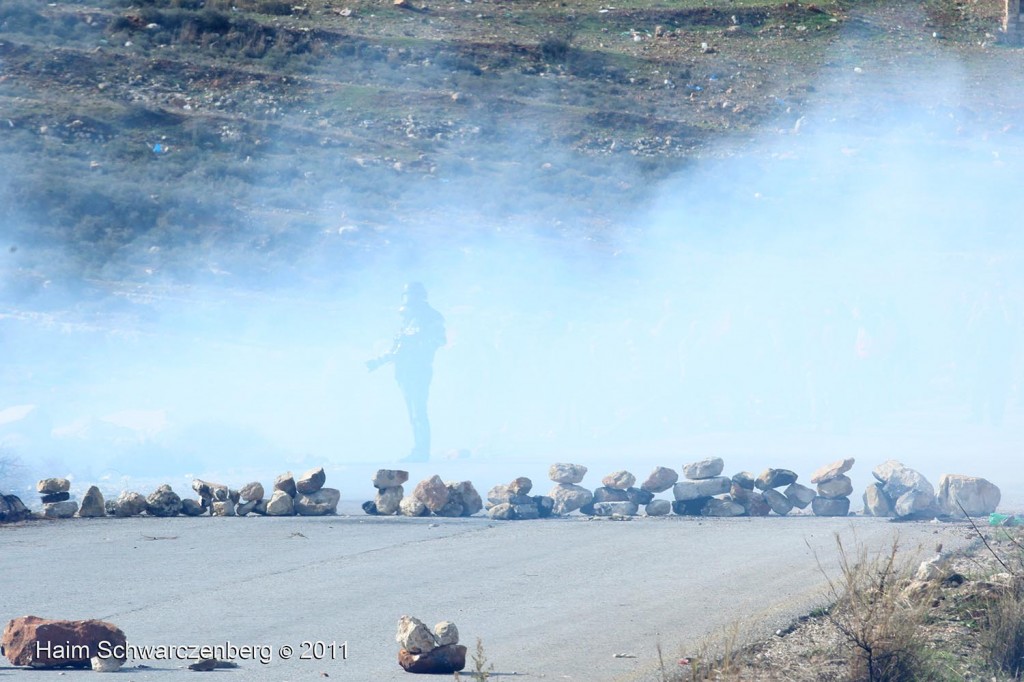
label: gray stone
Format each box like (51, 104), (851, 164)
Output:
(817, 475), (853, 499)
(508, 477), (532, 496)
(146, 487), (181, 517)
(862, 483), (894, 517)
(731, 472), (756, 490)
(672, 498), (711, 516)
(191, 479), (229, 502)
(395, 615), (437, 654)
(592, 486), (630, 503)
(894, 489), (934, 517)
(487, 484), (511, 505)
(763, 489), (794, 515)
(880, 464), (934, 501)
(295, 467), (326, 495)
(41, 492), (70, 504)
(435, 499), (465, 517)
(114, 491), (147, 517)
(400, 496), (429, 517)
(37, 478), (70, 494)
(702, 498), (745, 517)
(372, 469), (409, 489)
(42, 500), (78, 518)
(549, 463), (588, 484)
(239, 482), (264, 502)
(533, 495), (555, 518)
(252, 499), (268, 515)
(548, 483), (593, 515)
(0, 494), (30, 523)
(265, 490), (295, 516)
(812, 496), (851, 517)
(810, 457), (855, 484)
(446, 481), (483, 517)
(645, 499), (671, 516)
(362, 500), (379, 515)
(212, 500), (236, 516)
(593, 501), (638, 516)
(236, 500), (258, 516)
(784, 483), (816, 509)
(434, 621), (459, 647)
(375, 485), (404, 515)
(673, 476), (730, 500)
(683, 457), (724, 480)
(626, 487), (654, 506)
(274, 472), (297, 497)
(872, 460), (904, 485)
(935, 474), (1001, 517)
(602, 470), (636, 490)
(512, 503), (540, 520)
(78, 486), (106, 518)
(414, 475), (449, 512)
(487, 503), (515, 520)
(295, 488), (340, 515)
(640, 467), (678, 493)
(756, 469), (798, 490)
(181, 498), (205, 516)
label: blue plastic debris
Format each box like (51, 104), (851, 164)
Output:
(152, 143), (165, 154)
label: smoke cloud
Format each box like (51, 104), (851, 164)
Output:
(1, 9), (1021, 505)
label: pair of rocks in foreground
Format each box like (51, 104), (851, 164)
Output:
(486, 477), (556, 519)
(2, 615), (127, 672)
(395, 616), (465, 674)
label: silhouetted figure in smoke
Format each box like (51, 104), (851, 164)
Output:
(367, 283), (446, 461)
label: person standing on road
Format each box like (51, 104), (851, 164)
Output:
(366, 283), (446, 462)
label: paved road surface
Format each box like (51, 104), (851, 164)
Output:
(0, 508), (975, 681)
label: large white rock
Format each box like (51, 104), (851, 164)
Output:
(935, 474), (1000, 517)
(114, 491), (147, 517)
(400, 496), (428, 517)
(702, 498), (745, 517)
(673, 476), (730, 500)
(396, 616), (437, 654)
(645, 500), (671, 516)
(763, 489), (793, 515)
(682, 457), (724, 480)
(265, 490), (295, 516)
(548, 483), (592, 514)
(295, 488), (340, 515)
(601, 471), (636, 490)
(549, 463), (587, 484)
(784, 483), (816, 509)
(641, 467), (678, 493)
(376, 486), (404, 515)
(433, 621), (459, 647)
(238, 482), (264, 502)
(372, 469), (409, 489)
(810, 457), (855, 484)
(894, 489), (934, 517)
(42, 500), (78, 518)
(862, 483), (894, 517)
(816, 475), (853, 499)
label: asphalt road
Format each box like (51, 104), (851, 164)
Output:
(0, 508), (976, 681)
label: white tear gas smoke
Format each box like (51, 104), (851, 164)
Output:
(1, 28), (1021, 503)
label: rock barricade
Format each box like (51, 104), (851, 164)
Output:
(866, 460), (937, 519)
(0, 494), (30, 523)
(811, 458), (855, 517)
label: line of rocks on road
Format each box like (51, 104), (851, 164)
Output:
(0, 459), (1003, 525)
(4, 467), (342, 521)
(359, 458), (1002, 522)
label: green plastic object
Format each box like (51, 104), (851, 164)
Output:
(988, 513), (1023, 526)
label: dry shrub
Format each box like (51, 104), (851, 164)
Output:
(820, 535), (935, 682)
